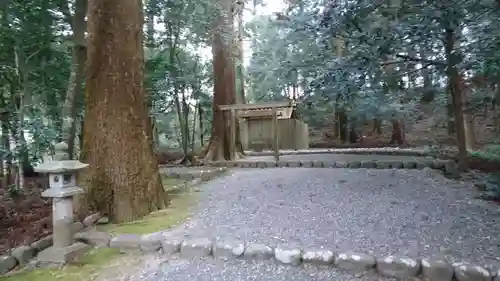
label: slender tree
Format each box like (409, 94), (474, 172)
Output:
(59, 0), (87, 159)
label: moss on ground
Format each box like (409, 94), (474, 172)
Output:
(2, 177), (196, 281)
(0, 248), (122, 281)
(97, 177), (195, 235)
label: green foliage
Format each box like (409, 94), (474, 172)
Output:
(0, 0), (70, 168)
(0, 0), (225, 163)
(470, 145), (500, 162)
(248, 0), (500, 130)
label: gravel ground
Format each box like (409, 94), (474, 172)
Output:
(169, 168), (500, 266)
(101, 253), (399, 281)
(238, 154), (433, 162)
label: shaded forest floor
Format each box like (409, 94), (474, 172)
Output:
(0, 177), (52, 255)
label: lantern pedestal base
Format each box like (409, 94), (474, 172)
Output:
(36, 242), (91, 264)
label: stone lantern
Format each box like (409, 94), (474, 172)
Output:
(34, 142), (90, 263)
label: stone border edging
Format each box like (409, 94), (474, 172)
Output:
(244, 148), (432, 157)
(160, 167), (228, 181)
(0, 212), (105, 275)
(73, 231), (500, 281)
(209, 159), (458, 175)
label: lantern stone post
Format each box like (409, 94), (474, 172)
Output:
(34, 142), (91, 264)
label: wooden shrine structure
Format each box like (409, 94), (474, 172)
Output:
(219, 100), (309, 161)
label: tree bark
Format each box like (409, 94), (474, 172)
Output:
(80, 0), (167, 222)
(13, 46), (29, 190)
(389, 120), (405, 146)
(191, 102), (198, 151)
(198, 103), (204, 147)
(444, 27), (468, 171)
(235, 0), (245, 104)
(372, 118), (382, 135)
(203, 0), (239, 161)
(463, 111), (476, 151)
(337, 110), (348, 143)
(61, 0), (87, 160)
(0, 98), (11, 188)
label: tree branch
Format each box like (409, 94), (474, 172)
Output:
(394, 54), (445, 66)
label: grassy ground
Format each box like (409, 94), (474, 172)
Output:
(1, 177), (196, 281)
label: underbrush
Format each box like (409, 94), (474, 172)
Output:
(470, 144), (500, 162)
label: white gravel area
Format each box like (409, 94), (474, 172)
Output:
(170, 168), (500, 266)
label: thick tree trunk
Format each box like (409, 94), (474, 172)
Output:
(81, 0), (167, 222)
(203, 0), (239, 161)
(61, 0), (86, 160)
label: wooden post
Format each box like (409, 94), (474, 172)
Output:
(230, 109), (236, 160)
(271, 107), (279, 162)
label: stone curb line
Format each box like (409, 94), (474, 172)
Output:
(160, 167), (228, 181)
(0, 212), (105, 275)
(73, 232), (499, 281)
(245, 148), (431, 157)
(209, 159), (458, 173)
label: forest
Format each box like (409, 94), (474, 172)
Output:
(0, 0), (499, 265)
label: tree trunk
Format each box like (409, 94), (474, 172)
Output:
(444, 27), (467, 171)
(61, 0), (86, 160)
(447, 101), (455, 135)
(0, 98), (11, 189)
(81, 0), (167, 223)
(348, 123), (359, 143)
(372, 118), (382, 135)
(235, 0), (245, 104)
(198, 103), (204, 147)
(389, 120), (405, 146)
(203, 0), (239, 161)
(13, 47), (29, 190)
(333, 111), (339, 139)
(338, 110), (348, 143)
(191, 106), (197, 152)
(181, 91), (190, 160)
(421, 46), (434, 103)
(464, 111), (476, 151)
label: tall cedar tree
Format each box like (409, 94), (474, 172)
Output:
(80, 0), (168, 222)
(203, 0), (241, 161)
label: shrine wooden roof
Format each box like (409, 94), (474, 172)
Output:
(218, 100), (299, 120)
